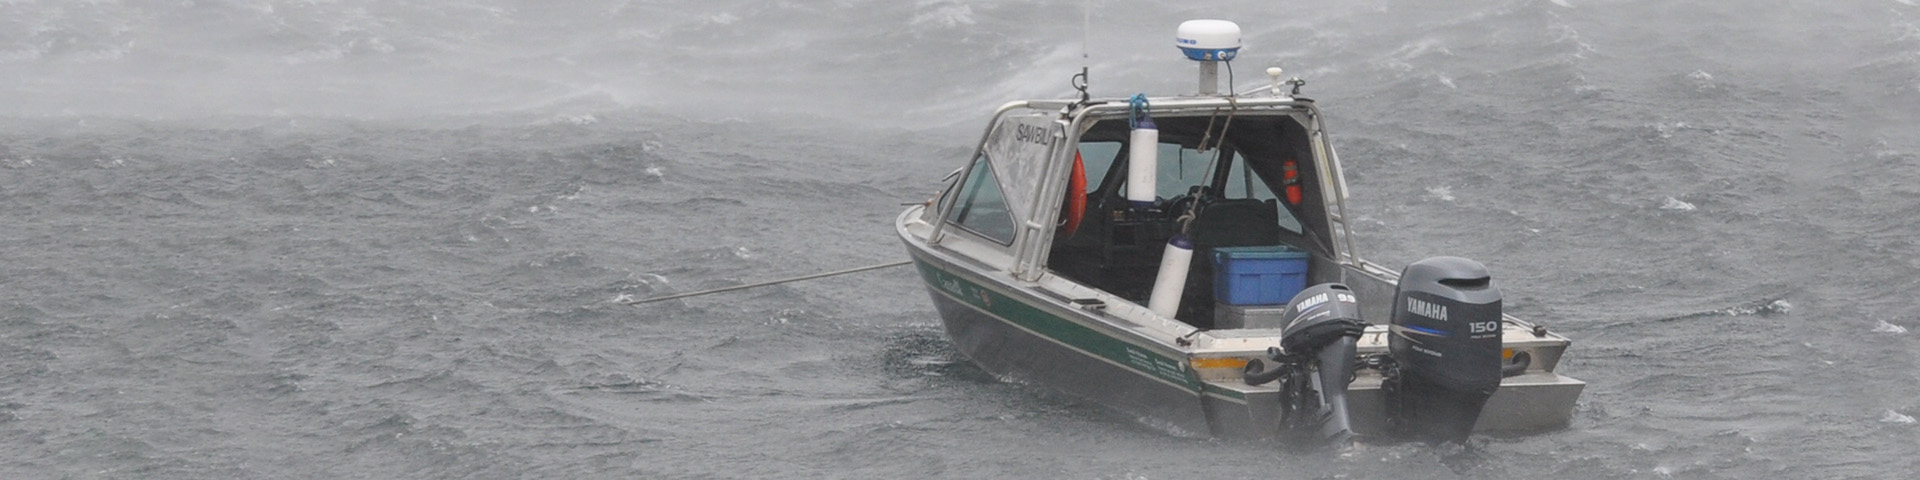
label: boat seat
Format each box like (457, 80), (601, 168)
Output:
(1187, 198), (1282, 249)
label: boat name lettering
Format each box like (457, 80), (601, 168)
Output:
(1407, 297), (1448, 321)
(1013, 123), (1053, 145)
(938, 276), (969, 298)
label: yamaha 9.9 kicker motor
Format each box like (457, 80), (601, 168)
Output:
(1386, 256), (1504, 443)
(1243, 283), (1366, 444)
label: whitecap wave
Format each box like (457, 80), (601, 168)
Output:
(1872, 319), (1908, 334)
(1688, 70), (1717, 90)
(1882, 410), (1916, 424)
(910, 2), (975, 28)
(1710, 299), (1790, 317)
(1660, 197), (1696, 211)
(534, 114), (599, 126)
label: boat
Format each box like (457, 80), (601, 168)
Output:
(895, 20), (1584, 442)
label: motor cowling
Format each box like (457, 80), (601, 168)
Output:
(1387, 256), (1503, 443)
(1280, 283), (1365, 356)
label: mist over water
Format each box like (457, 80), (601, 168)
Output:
(3, 0), (1093, 122)
(4, 0), (1920, 478)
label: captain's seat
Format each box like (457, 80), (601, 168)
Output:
(1187, 198), (1281, 249)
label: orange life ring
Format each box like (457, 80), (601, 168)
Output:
(1061, 151), (1087, 237)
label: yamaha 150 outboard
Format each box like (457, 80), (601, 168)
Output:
(1386, 256), (1504, 443)
(1243, 283), (1366, 444)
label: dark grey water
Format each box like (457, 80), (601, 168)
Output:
(4, 1), (1918, 478)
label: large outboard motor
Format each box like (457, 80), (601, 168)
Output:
(1386, 256), (1504, 443)
(1244, 283), (1366, 444)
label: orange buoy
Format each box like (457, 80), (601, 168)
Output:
(1061, 151), (1087, 237)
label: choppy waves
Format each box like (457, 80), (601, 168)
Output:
(5, 0), (1920, 478)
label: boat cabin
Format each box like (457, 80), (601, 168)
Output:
(927, 97), (1352, 329)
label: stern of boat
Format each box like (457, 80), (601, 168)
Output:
(1190, 324), (1584, 440)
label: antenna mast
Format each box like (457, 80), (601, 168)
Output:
(1073, 0), (1092, 104)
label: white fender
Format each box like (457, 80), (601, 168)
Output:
(1127, 121), (1158, 207)
(1147, 235), (1193, 319)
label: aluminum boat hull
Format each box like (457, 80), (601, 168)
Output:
(901, 208), (1584, 439)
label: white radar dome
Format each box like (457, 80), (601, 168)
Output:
(1176, 20), (1241, 61)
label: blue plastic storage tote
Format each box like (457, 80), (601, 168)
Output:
(1212, 245), (1309, 306)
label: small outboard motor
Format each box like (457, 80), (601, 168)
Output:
(1244, 283), (1366, 444)
(1386, 257), (1504, 443)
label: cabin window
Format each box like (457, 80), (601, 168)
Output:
(1118, 144), (1218, 201)
(945, 154), (1017, 244)
(1220, 152), (1304, 233)
(1076, 141), (1121, 194)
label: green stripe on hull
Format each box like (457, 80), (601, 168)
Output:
(914, 260), (1201, 391)
(1201, 381), (1249, 401)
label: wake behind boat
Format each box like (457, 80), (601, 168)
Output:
(896, 20), (1583, 443)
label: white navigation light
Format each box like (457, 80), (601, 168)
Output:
(1176, 20), (1241, 62)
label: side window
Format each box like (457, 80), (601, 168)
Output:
(1075, 141), (1121, 194)
(1220, 152), (1275, 200)
(1221, 152), (1303, 233)
(945, 154), (1017, 244)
